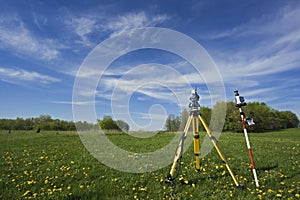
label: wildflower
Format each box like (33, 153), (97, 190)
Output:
(276, 193), (282, 197)
(280, 181), (285, 185)
(26, 180), (36, 185)
(221, 171), (226, 176)
(23, 190), (30, 196)
(268, 189), (273, 193)
(295, 194), (300, 198)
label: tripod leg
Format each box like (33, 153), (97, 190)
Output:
(166, 115), (193, 183)
(198, 115), (241, 188)
(193, 115), (201, 171)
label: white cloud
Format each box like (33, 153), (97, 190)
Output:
(65, 16), (98, 47)
(0, 67), (60, 84)
(103, 11), (169, 37)
(0, 16), (64, 61)
(208, 5), (300, 82)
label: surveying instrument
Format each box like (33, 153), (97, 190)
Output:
(165, 88), (243, 188)
(234, 90), (259, 187)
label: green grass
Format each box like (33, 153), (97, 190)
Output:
(0, 129), (299, 199)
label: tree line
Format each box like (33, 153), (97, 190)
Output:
(0, 115), (130, 132)
(0, 115), (77, 131)
(165, 101), (299, 132)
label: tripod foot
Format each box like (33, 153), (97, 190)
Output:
(165, 174), (173, 186)
(236, 185), (245, 190)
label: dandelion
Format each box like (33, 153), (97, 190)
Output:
(280, 181), (285, 185)
(221, 171), (226, 176)
(26, 180), (36, 185)
(276, 193), (282, 197)
(268, 189), (273, 193)
(23, 190), (31, 196)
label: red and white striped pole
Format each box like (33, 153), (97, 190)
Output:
(234, 90), (259, 187)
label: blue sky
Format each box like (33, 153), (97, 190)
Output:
(0, 0), (299, 131)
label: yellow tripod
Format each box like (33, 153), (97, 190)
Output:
(165, 89), (242, 188)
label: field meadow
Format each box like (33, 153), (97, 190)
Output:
(0, 128), (299, 199)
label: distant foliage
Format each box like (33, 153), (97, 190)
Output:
(98, 116), (129, 131)
(165, 102), (299, 132)
(0, 115), (78, 131)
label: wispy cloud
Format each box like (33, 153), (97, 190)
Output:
(0, 67), (60, 84)
(102, 11), (169, 37)
(65, 16), (99, 47)
(208, 5), (300, 84)
(0, 15), (65, 61)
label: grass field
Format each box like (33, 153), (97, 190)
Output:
(0, 129), (299, 199)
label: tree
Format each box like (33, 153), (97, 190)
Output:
(116, 120), (130, 132)
(178, 109), (189, 131)
(98, 116), (130, 131)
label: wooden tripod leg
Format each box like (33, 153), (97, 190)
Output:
(198, 115), (242, 188)
(167, 115), (193, 181)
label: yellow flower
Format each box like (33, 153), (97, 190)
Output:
(276, 194), (282, 197)
(221, 171), (226, 176)
(295, 194), (300, 198)
(23, 190), (30, 196)
(267, 189), (273, 193)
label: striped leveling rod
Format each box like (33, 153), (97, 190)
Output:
(239, 107), (259, 187)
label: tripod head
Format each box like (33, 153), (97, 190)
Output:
(189, 88), (200, 112)
(234, 90), (247, 108)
